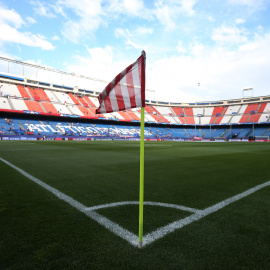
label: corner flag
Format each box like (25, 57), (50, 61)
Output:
(96, 51), (145, 114)
(96, 51), (146, 248)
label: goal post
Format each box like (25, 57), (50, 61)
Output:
(253, 136), (270, 142)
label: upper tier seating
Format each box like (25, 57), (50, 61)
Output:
(41, 102), (59, 114)
(67, 105), (84, 116)
(24, 100), (45, 113)
(183, 108), (195, 124)
(68, 93), (80, 105)
(126, 109), (141, 121)
(0, 97), (11, 110)
(28, 87), (50, 102)
(0, 83), (269, 125)
(44, 90), (59, 102)
(1, 83), (21, 97)
(53, 103), (72, 115)
(10, 99), (28, 110)
(258, 103), (270, 123)
(54, 92), (74, 104)
(17, 85), (31, 99)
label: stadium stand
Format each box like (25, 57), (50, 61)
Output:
(0, 97), (11, 110)
(1, 83), (21, 98)
(28, 87), (51, 102)
(17, 85), (31, 99)
(0, 75), (270, 141)
(1, 114), (269, 140)
(126, 109), (141, 121)
(41, 102), (58, 114)
(24, 100), (45, 113)
(10, 98), (28, 111)
(44, 90), (58, 103)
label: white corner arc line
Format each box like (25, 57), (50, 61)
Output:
(85, 201), (200, 213)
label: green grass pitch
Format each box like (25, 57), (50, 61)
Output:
(0, 140), (270, 269)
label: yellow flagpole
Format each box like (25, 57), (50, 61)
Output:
(138, 106), (145, 248)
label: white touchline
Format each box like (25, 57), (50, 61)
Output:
(1, 157), (269, 248)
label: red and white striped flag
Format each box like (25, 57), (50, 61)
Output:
(96, 51), (145, 114)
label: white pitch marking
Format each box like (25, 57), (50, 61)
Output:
(1, 157), (270, 248)
(9, 148), (73, 151)
(0, 157), (138, 247)
(86, 201), (200, 214)
(142, 180), (270, 247)
(144, 201), (200, 213)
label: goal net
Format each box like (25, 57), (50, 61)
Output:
(254, 136), (269, 142)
